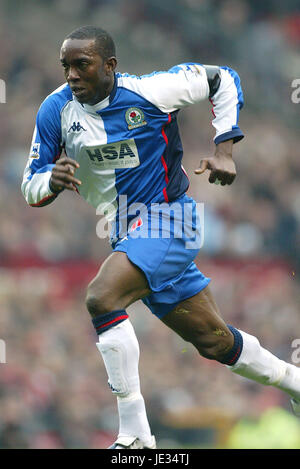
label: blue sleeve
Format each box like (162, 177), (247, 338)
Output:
(28, 94), (63, 178)
(22, 95), (63, 206)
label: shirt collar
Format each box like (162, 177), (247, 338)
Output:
(80, 73), (117, 114)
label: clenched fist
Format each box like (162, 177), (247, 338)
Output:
(50, 157), (81, 193)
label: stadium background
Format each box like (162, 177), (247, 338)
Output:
(0, 0), (300, 449)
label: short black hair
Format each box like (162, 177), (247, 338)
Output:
(65, 26), (116, 59)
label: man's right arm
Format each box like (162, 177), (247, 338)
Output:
(21, 95), (63, 207)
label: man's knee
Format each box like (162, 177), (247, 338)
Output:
(190, 329), (234, 362)
(86, 281), (115, 317)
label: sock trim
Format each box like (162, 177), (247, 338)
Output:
(98, 315), (128, 332)
(219, 324), (243, 365)
(92, 310), (129, 335)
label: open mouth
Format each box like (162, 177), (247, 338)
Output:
(71, 87), (86, 96)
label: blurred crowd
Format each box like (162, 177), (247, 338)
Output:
(0, 0), (299, 448)
(0, 258), (299, 448)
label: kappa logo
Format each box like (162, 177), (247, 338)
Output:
(68, 121), (87, 132)
(125, 107), (147, 130)
(84, 138), (140, 169)
(108, 382), (123, 394)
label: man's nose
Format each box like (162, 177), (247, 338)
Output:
(67, 66), (80, 81)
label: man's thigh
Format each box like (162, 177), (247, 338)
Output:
(88, 251), (151, 309)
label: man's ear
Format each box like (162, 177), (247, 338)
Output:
(105, 57), (117, 73)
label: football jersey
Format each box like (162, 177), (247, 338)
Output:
(21, 63), (244, 240)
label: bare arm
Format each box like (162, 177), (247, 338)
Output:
(194, 139), (236, 186)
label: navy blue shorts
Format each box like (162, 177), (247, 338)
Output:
(113, 194), (211, 318)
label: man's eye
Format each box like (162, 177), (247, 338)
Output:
(79, 63), (88, 70)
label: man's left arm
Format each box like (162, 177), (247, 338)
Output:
(120, 62), (244, 186)
(194, 65), (244, 185)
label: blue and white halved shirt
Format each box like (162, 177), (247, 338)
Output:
(22, 63), (244, 239)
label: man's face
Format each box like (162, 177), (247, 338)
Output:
(60, 38), (116, 105)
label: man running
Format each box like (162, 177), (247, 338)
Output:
(22, 26), (300, 449)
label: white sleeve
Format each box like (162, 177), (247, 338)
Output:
(21, 155), (56, 207)
(118, 63), (244, 144)
(211, 67), (244, 144)
(118, 63), (210, 113)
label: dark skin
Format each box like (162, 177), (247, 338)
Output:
(50, 38), (117, 192)
(52, 38), (235, 360)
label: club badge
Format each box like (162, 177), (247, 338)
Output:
(125, 107), (147, 130)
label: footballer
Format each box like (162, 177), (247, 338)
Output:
(22, 26), (300, 449)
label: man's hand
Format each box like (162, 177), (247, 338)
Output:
(194, 139), (236, 186)
(50, 157), (81, 192)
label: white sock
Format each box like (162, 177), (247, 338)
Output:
(96, 319), (152, 443)
(117, 392), (151, 442)
(228, 330), (300, 401)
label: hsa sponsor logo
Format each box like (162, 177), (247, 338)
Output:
(84, 139), (140, 169)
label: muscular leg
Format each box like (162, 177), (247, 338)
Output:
(162, 285), (234, 361)
(87, 251), (300, 445)
(86, 252), (154, 447)
(162, 285), (300, 404)
(86, 251), (151, 316)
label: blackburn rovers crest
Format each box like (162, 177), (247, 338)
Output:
(125, 107), (147, 130)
